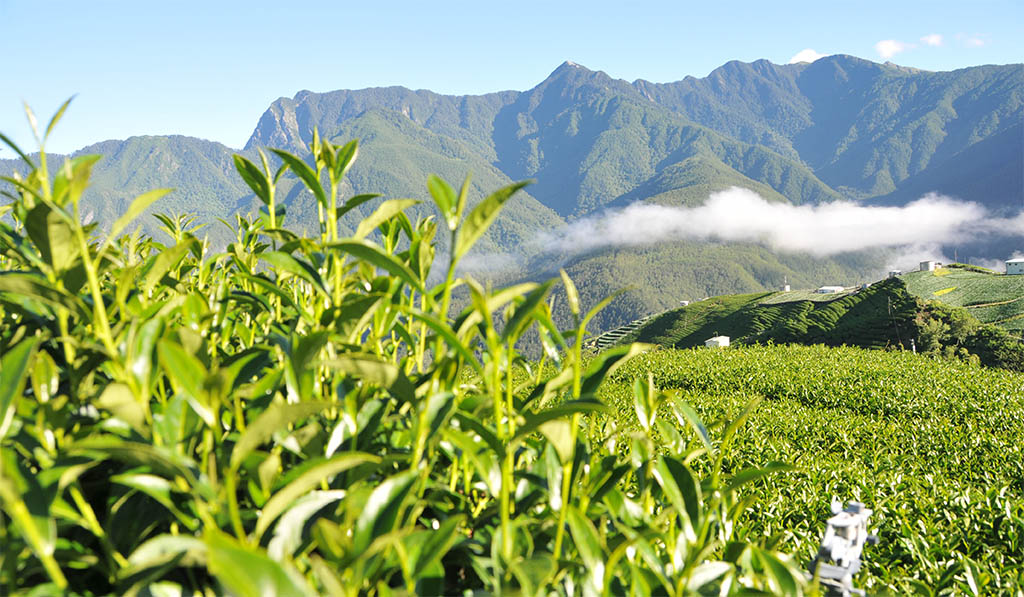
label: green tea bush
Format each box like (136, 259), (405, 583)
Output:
(601, 345), (1024, 594)
(0, 104), (805, 596)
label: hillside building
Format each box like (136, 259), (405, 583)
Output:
(888, 270), (902, 278)
(704, 336), (730, 348)
(816, 286), (845, 294)
(920, 261), (940, 272)
(1006, 259), (1024, 275)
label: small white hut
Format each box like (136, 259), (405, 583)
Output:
(920, 260), (939, 272)
(1006, 259), (1024, 275)
(888, 270), (902, 278)
(705, 336), (730, 348)
(816, 286), (845, 294)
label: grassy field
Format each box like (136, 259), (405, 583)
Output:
(597, 345), (1024, 594)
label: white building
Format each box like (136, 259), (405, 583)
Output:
(816, 286), (845, 294)
(1006, 259), (1024, 275)
(705, 336), (730, 348)
(920, 260), (939, 272)
(888, 270), (902, 278)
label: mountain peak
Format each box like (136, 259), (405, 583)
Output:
(550, 60), (592, 76)
(529, 60), (632, 98)
(563, 60), (585, 68)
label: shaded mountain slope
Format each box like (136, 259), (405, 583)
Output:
(636, 55), (1023, 199)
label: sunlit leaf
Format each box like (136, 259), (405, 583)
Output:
(270, 149), (326, 208)
(104, 188), (173, 249)
(352, 469), (417, 554)
(453, 180), (529, 263)
(354, 199), (420, 241)
(329, 239), (425, 294)
(0, 337), (39, 440)
(256, 453), (380, 539)
(231, 402), (331, 471)
(206, 531), (317, 597)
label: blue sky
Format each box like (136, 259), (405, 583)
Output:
(1, 0), (1020, 154)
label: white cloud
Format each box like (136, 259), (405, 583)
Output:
(920, 34), (943, 46)
(875, 39), (914, 59)
(788, 49), (827, 64)
(956, 33), (986, 48)
(539, 188), (1021, 258)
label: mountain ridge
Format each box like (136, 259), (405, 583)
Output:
(2, 55), (1020, 333)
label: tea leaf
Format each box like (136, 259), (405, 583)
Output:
(231, 402), (332, 471)
(352, 469), (417, 554)
(233, 154), (271, 206)
(354, 199), (420, 241)
(206, 531), (317, 597)
(0, 337), (39, 440)
(453, 181), (529, 263)
(256, 453), (380, 539)
(329, 239), (425, 294)
(271, 149), (327, 208)
(261, 251), (328, 298)
(427, 175), (456, 230)
(336, 193), (381, 220)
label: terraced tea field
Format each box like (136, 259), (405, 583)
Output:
(623, 280), (918, 350)
(903, 268), (1024, 331)
(759, 288), (857, 304)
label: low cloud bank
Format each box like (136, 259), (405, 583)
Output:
(539, 188), (1022, 258)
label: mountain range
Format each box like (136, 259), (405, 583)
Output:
(3, 54), (1022, 331)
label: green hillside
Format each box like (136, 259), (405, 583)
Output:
(527, 241), (882, 335)
(902, 266), (1024, 332)
(902, 266), (1024, 306)
(279, 107), (566, 255)
(625, 279), (918, 350)
(617, 274), (1024, 371)
(639, 55), (1024, 202)
(246, 57), (1022, 217)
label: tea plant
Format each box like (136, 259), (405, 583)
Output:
(601, 345), (1024, 594)
(0, 103), (804, 596)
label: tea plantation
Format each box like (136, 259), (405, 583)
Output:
(902, 268), (1024, 332)
(598, 345), (1024, 593)
(2, 108), (1022, 595)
